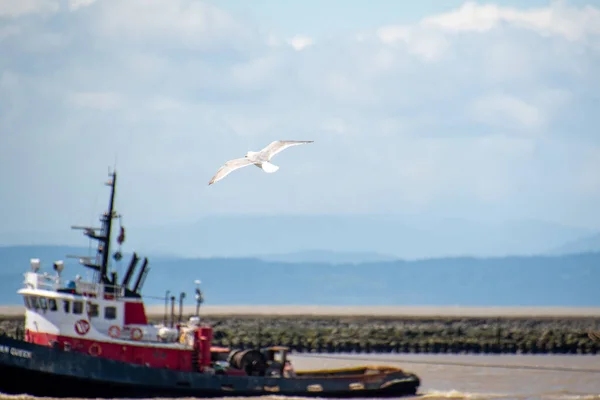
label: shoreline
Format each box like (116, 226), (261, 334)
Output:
(2, 305), (600, 319)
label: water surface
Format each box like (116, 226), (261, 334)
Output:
(290, 353), (600, 399)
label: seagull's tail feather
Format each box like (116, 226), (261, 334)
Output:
(259, 161), (279, 173)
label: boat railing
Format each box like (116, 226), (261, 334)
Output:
(23, 271), (60, 291)
(22, 270), (128, 299)
(101, 283), (126, 298)
(76, 281), (126, 299)
(76, 281), (99, 294)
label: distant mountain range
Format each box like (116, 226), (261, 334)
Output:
(547, 233), (600, 256)
(257, 249), (398, 264)
(1, 245), (598, 307)
(115, 215), (597, 261)
(1, 215), (596, 260)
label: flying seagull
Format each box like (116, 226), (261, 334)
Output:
(208, 140), (314, 186)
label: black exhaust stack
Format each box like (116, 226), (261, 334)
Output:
(121, 252), (140, 289)
(132, 257), (149, 294)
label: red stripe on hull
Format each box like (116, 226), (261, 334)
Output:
(26, 330), (194, 371)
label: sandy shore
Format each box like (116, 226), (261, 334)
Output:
(2, 304), (600, 318)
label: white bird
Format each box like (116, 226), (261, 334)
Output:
(208, 140), (314, 186)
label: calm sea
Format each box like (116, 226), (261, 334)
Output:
(1, 353), (598, 400)
(292, 353), (600, 399)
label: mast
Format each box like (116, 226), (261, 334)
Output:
(69, 170), (119, 285)
(67, 168), (149, 298)
(100, 170), (117, 284)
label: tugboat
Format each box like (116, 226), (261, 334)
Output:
(0, 169), (421, 398)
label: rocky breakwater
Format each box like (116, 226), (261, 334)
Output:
(2, 315), (599, 355)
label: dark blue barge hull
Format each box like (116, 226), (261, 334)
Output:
(0, 336), (420, 398)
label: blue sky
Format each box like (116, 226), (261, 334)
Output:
(0, 0), (599, 243)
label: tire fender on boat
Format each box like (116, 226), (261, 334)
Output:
(131, 327), (143, 341)
(108, 325), (121, 338)
(89, 343), (102, 356)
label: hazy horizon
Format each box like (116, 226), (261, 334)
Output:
(0, 213), (596, 260)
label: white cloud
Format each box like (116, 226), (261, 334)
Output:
(376, 25), (449, 61)
(471, 93), (544, 131)
(475, 134), (536, 157)
(287, 35), (313, 51)
(1, 0), (600, 233)
(124, 53), (171, 80)
(68, 91), (125, 111)
(68, 0), (96, 11)
(90, 0), (255, 50)
(0, 0), (58, 18)
(146, 96), (189, 113)
(422, 1), (600, 41)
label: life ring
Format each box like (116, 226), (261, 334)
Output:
(89, 343), (102, 356)
(108, 325), (121, 338)
(131, 327), (143, 341)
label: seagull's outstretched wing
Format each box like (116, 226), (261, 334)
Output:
(261, 140), (314, 159)
(208, 157), (254, 186)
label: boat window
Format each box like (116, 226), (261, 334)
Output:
(274, 351), (283, 363)
(39, 297), (48, 310)
(73, 301), (83, 314)
(104, 306), (117, 320)
(30, 296), (40, 310)
(48, 298), (58, 311)
(23, 296), (32, 309)
(62, 299), (71, 313)
(87, 303), (99, 318)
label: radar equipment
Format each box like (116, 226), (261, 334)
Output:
(53, 260), (64, 277)
(30, 258), (41, 273)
